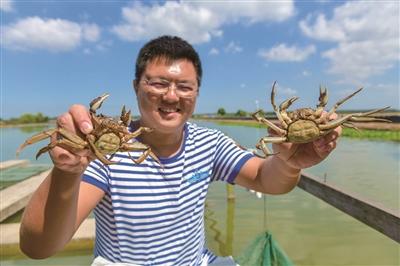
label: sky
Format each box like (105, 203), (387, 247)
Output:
(1, 0), (399, 119)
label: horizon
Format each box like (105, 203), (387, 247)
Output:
(1, 1), (399, 119)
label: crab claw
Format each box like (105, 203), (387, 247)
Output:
(317, 85), (328, 108)
(120, 105), (132, 126)
(90, 93), (109, 113)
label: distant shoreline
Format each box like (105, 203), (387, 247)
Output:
(0, 122), (55, 128)
(194, 117), (400, 131)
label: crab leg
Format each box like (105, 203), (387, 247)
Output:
(252, 110), (286, 135)
(327, 87), (363, 118)
(270, 81), (289, 128)
(35, 138), (87, 159)
(121, 142), (161, 165)
(122, 127), (153, 142)
(16, 128), (58, 156)
(87, 135), (116, 165)
(320, 106), (391, 130)
(255, 136), (285, 157)
(279, 96), (299, 125)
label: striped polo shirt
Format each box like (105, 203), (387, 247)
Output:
(82, 122), (254, 265)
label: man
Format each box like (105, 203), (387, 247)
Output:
(19, 36), (340, 265)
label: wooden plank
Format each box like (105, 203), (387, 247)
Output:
(0, 169), (50, 222)
(297, 172), (400, 243)
(0, 218), (95, 256)
(0, 160), (29, 171)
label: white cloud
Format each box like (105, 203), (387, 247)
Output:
(299, 1), (399, 84)
(278, 86), (297, 96)
(302, 70), (311, 76)
(111, 1), (295, 44)
(225, 41), (243, 54)
(82, 23), (100, 42)
(209, 47), (219, 55)
(0, 0), (13, 12)
(258, 43), (316, 62)
(1, 17), (101, 52)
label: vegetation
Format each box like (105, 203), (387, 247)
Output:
(217, 108), (226, 116)
(235, 109), (248, 117)
(341, 128), (399, 141)
(207, 119), (399, 142)
(1, 112), (50, 126)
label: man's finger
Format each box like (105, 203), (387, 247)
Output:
(69, 104), (93, 134)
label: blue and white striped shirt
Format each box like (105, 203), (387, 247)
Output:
(82, 122), (254, 265)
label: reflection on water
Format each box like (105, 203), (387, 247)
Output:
(1, 127), (53, 165)
(1, 123), (399, 265)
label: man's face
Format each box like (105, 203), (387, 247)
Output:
(134, 58), (198, 134)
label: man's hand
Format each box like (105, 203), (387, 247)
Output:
(272, 113), (342, 170)
(49, 104), (94, 175)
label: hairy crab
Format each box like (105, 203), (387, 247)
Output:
(17, 94), (159, 165)
(252, 81), (390, 157)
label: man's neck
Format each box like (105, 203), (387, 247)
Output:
(134, 120), (185, 158)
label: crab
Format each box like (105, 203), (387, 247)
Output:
(252, 81), (390, 157)
(16, 93), (159, 165)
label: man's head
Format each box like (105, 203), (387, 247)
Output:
(135, 35), (202, 87)
(133, 36), (201, 134)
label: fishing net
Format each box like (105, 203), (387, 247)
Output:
(234, 231), (294, 266)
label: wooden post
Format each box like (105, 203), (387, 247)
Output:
(226, 184), (235, 200)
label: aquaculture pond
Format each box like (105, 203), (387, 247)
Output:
(1, 122), (398, 265)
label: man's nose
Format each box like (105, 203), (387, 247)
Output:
(162, 85), (179, 101)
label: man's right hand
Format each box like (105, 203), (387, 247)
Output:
(49, 104), (94, 175)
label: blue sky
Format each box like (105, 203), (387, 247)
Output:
(1, 0), (399, 119)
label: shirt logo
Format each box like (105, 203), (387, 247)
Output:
(187, 169), (209, 184)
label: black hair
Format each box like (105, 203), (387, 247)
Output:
(135, 35), (202, 87)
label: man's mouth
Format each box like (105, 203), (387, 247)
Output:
(158, 107), (181, 114)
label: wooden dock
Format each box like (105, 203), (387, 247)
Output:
(0, 160), (29, 171)
(0, 168), (50, 222)
(1, 218), (95, 257)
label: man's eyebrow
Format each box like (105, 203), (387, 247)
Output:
(145, 75), (196, 84)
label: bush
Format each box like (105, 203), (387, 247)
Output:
(217, 108), (226, 116)
(235, 109), (248, 117)
(17, 112), (49, 124)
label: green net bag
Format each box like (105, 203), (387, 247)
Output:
(234, 231), (294, 266)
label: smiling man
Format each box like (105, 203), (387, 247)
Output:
(19, 35), (341, 265)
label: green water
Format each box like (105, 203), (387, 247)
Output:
(1, 123), (399, 265)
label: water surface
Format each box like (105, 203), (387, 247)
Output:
(1, 123), (399, 265)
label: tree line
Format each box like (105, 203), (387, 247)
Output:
(217, 108), (267, 117)
(1, 112), (50, 125)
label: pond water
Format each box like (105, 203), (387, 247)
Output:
(1, 122), (399, 265)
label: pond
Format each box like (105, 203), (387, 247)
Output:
(1, 122), (399, 265)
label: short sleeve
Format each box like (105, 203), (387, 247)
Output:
(210, 132), (254, 184)
(82, 160), (110, 193)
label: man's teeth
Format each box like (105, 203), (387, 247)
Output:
(159, 108), (179, 113)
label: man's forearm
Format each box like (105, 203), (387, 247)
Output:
(19, 167), (82, 259)
(259, 156), (301, 194)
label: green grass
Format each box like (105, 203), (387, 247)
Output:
(205, 120), (400, 142)
(341, 128), (400, 142)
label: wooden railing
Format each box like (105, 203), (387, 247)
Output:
(297, 172), (400, 243)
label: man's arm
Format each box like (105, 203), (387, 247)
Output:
(19, 169), (104, 259)
(235, 125), (341, 194)
(19, 104), (104, 259)
(235, 156), (300, 194)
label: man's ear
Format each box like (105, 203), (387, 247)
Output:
(133, 79), (138, 94)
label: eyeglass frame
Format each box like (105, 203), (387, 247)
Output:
(140, 76), (199, 99)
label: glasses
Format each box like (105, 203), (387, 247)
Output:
(141, 77), (198, 99)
